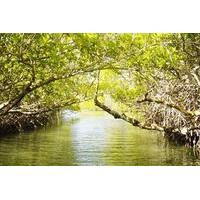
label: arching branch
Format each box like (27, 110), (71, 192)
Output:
(94, 70), (164, 132)
(94, 96), (164, 131)
(137, 96), (194, 117)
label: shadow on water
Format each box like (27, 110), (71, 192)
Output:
(0, 111), (200, 166)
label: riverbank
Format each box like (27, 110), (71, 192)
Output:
(0, 111), (60, 135)
(164, 128), (200, 148)
(0, 110), (80, 135)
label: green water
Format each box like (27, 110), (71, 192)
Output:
(0, 111), (200, 166)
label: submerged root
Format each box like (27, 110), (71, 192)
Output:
(164, 128), (200, 148)
(0, 112), (56, 135)
(164, 129), (186, 145)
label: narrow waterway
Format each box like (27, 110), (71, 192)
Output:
(0, 111), (200, 166)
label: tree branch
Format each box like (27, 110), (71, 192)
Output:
(8, 97), (92, 116)
(94, 96), (164, 132)
(137, 96), (194, 117)
(0, 81), (32, 115)
(191, 65), (200, 87)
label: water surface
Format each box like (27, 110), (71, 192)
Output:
(0, 111), (200, 166)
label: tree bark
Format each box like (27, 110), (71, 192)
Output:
(94, 96), (164, 131)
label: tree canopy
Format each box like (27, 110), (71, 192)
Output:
(1, 33), (200, 138)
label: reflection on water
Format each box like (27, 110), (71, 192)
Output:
(0, 111), (200, 166)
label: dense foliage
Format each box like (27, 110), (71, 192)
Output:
(1, 33), (200, 146)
